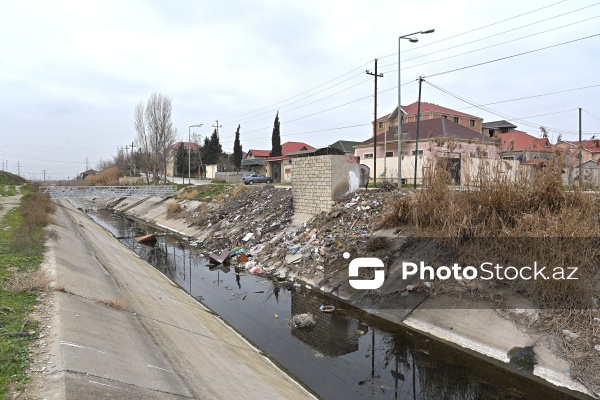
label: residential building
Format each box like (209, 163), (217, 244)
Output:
(495, 131), (553, 164)
(556, 139), (600, 164)
(375, 102), (484, 136)
(245, 141), (315, 183)
(355, 118), (498, 185)
(328, 140), (361, 154)
(482, 120), (517, 137)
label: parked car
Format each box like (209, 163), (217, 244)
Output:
(243, 174), (273, 185)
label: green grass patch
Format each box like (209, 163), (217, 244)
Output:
(0, 186), (17, 197)
(176, 183), (233, 202)
(0, 172), (26, 186)
(0, 190), (52, 397)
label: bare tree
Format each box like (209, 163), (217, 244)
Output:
(134, 93), (178, 184)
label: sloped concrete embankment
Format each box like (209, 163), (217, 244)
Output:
(40, 199), (315, 399)
(96, 194), (597, 399)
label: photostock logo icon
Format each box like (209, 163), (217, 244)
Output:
(346, 252), (385, 290)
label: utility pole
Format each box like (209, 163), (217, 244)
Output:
(366, 59), (383, 186)
(17, 162), (20, 176)
(413, 76), (424, 189)
(130, 141), (136, 176)
(579, 107), (583, 187)
(43, 170), (46, 181)
(85, 157), (89, 171)
(213, 120), (222, 140)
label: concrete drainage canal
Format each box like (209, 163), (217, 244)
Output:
(85, 207), (584, 400)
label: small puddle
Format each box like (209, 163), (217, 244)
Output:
(84, 207), (584, 400)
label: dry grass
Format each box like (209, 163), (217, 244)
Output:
(166, 199), (180, 215)
(11, 192), (56, 256)
(379, 155), (600, 392)
(83, 166), (120, 186)
(177, 188), (201, 200)
(95, 296), (131, 311)
(4, 269), (52, 292)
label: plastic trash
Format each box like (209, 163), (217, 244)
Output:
(562, 329), (579, 339)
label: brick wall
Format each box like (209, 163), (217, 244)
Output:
(292, 155), (361, 215)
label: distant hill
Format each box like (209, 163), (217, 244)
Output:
(0, 171), (26, 185)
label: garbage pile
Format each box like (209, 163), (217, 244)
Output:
(192, 186), (294, 248)
(190, 185), (401, 284)
(250, 190), (391, 280)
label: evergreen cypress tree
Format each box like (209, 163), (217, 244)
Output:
(271, 111), (282, 157)
(233, 125), (243, 171)
(176, 143), (185, 177)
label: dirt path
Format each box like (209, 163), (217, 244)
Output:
(0, 186), (22, 220)
(26, 200), (315, 399)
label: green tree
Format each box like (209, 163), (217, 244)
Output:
(175, 142), (186, 177)
(233, 125), (243, 171)
(202, 129), (222, 165)
(271, 111), (282, 157)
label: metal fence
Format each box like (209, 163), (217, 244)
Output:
(40, 186), (177, 199)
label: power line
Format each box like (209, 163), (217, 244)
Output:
(220, 77), (371, 127)
(380, 16), (599, 74)
(454, 84), (600, 110)
(377, 0), (568, 59)
(583, 108), (600, 122)
(218, 60), (372, 121)
(424, 80), (600, 136)
(426, 33), (600, 78)
(400, 4), (599, 65)
(220, 124), (372, 145)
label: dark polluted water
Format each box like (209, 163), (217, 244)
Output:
(86, 208), (583, 400)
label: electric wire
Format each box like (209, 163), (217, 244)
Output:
(424, 80), (600, 136)
(583, 108), (600, 122)
(379, 16), (599, 74)
(381, 3), (598, 66)
(378, 0), (568, 59)
(218, 61), (373, 121)
(426, 33), (600, 78)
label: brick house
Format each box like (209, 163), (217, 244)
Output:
(375, 102), (484, 136)
(495, 131), (554, 164)
(355, 117), (498, 185)
(246, 141), (315, 183)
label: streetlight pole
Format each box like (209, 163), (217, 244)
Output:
(397, 29), (434, 189)
(189, 124), (202, 184)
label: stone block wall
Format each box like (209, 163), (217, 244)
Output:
(292, 155), (361, 215)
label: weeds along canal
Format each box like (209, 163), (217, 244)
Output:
(83, 206), (583, 400)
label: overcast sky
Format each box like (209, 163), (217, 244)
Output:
(1, 0), (599, 180)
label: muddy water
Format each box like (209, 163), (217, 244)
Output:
(87, 208), (583, 400)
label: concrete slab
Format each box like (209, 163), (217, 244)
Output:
(37, 200), (316, 399)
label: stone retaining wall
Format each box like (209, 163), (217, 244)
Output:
(292, 154), (361, 215)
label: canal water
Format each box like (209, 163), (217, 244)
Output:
(86, 207), (582, 400)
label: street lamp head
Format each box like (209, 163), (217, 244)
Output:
(409, 38), (419, 43)
(422, 29), (435, 34)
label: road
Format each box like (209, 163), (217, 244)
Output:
(31, 199), (315, 399)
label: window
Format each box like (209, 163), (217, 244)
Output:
(470, 119), (475, 127)
(453, 117), (459, 124)
(378, 121), (384, 129)
(386, 151), (393, 157)
(411, 150), (424, 155)
(364, 153), (374, 159)
(442, 115), (448, 119)
(418, 115), (423, 121)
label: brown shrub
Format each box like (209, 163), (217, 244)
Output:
(96, 296), (131, 311)
(166, 199), (180, 215)
(381, 157), (600, 309)
(6, 269), (52, 292)
(84, 167), (120, 186)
